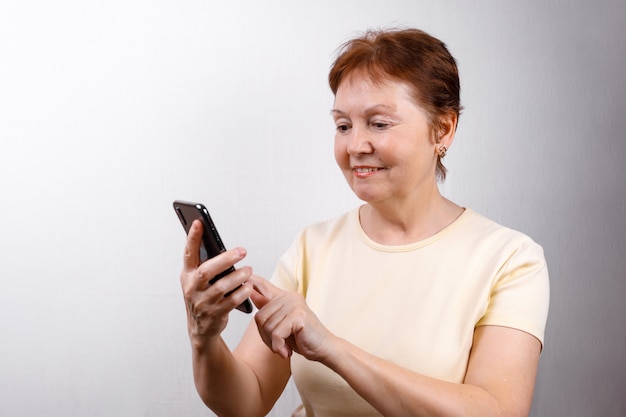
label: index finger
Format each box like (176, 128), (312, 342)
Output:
(182, 219), (203, 271)
(247, 274), (282, 301)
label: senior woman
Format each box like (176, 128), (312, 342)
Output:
(180, 28), (549, 417)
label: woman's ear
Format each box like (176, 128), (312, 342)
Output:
(436, 112), (458, 150)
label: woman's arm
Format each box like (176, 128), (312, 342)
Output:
(250, 276), (541, 417)
(325, 325), (540, 417)
(189, 322), (291, 417)
(181, 220), (291, 416)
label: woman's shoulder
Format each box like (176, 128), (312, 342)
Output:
(457, 208), (543, 251)
(296, 208), (359, 245)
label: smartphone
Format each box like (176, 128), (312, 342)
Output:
(173, 200), (253, 314)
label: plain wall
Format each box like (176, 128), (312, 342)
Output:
(1, 1), (624, 416)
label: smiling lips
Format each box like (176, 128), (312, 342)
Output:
(353, 166), (384, 178)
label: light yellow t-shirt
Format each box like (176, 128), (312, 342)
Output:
(271, 207), (550, 417)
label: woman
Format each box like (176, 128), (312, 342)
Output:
(180, 28), (549, 417)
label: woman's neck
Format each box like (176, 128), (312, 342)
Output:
(359, 192), (464, 245)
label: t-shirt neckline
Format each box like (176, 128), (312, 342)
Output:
(354, 206), (472, 252)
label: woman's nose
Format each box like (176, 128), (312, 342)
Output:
(347, 126), (374, 155)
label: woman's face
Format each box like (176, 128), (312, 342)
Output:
(332, 73), (440, 206)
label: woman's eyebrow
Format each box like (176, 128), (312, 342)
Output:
(331, 104), (395, 116)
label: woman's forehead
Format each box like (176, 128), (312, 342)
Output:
(335, 73), (417, 106)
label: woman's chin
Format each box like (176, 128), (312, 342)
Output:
(351, 188), (384, 204)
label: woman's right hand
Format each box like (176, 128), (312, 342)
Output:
(180, 220), (254, 343)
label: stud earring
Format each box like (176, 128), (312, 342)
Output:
(438, 145), (447, 158)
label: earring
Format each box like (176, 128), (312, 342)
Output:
(438, 145), (447, 158)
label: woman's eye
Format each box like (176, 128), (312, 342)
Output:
(336, 124), (350, 133)
(371, 121), (389, 129)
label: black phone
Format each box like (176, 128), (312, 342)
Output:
(173, 200), (253, 314)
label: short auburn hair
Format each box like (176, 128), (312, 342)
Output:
(329, 28), (462, 181)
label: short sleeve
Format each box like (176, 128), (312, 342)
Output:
(476, 239), (550, 347)
(270, 233), (305, 295)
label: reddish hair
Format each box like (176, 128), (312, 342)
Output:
(329, 28), (462, 181)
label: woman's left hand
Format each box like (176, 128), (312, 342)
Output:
(248, 275), (336, 361)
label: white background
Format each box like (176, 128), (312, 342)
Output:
(1, 1), (624, 416)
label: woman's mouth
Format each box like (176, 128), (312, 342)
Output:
(354, 167), (382, 173)
(352, 166), (384, 178)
